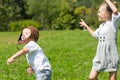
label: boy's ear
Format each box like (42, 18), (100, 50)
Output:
(18, 32), (22, 42)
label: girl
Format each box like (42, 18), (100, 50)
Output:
(79, 0), (120, 80)
(7, 26), (52, 80)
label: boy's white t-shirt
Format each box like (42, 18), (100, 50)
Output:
(24, 41), (51, 73)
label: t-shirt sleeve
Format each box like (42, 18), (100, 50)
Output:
(24, 41), (39, 53)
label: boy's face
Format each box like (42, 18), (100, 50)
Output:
(21, 28), (31, 40)
(97, 5), (110, 22)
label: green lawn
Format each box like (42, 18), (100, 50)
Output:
(0, 30), (120, 80)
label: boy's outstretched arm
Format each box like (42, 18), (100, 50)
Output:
(79, 19), (95, 37)
(7, 47), (28, 64)
(105, 0), (118, 15)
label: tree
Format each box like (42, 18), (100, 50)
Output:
(0, 0), (25, 31)
(26, 0), (63, 29)
(52, 0), (76, 30)
(26, 0), (76, 30)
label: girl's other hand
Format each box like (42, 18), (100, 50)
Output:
(27, 67), (33, 74)
(79, 19), (87, 28)
(7, 57), (14, 64)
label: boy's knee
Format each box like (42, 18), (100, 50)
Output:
(89, 75), (97, 80)
(89, 76), (94, 80)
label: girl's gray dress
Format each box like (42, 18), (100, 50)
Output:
(92, 13), (120, 72)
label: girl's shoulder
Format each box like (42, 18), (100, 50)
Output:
(112, 12), (120, 26)
(112, 12), (120, 20)
(99, 23), (104, 28)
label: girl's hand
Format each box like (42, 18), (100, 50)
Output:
(79, 19), (88, 28)
(27, 67), (33, 74)
(105, 0), (110, 1)
(7, 57), (14, 64)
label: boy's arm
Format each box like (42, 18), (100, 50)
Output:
(105, 0), (118, 15)
(7, 47), (28, 64)
(27, 65), (34, 74)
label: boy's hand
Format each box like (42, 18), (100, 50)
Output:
(27, 67), (33, 74)
(7, 57), (14, 64)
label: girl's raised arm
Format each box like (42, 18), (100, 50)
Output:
(105, 0), (118, 15)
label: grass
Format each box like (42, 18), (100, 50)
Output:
(0, 30), (120, 80)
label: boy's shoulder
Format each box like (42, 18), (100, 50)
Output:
(26, 41), (37, 46)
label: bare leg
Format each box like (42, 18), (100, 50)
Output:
(109, 71), (117, 80)
(89, 70), (99, 80)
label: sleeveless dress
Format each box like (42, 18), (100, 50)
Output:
(92, 13), (120, 72)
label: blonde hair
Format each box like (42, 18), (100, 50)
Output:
(101, 1), (118, 15)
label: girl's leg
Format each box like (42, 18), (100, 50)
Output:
(109, 71), (117, 80)
(89, 70), (99, 80)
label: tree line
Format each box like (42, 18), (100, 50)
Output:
(0, 0), (120, 31)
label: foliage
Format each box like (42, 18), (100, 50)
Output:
(9, 20), (40, 31)
(0, 30), (120, 79)
(52, 13), (76, 30)
(26, 0), (75, 30)
(74, 6), (93, 29)
(0, 0), (120, 31)
(0, 0), (26, 31)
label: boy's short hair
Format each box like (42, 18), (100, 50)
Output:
(17, 26), (39, 44)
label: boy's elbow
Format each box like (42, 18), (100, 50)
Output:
(22, 48), (29, 53)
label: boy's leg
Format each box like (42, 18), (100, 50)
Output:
(109, 71), (117, 80)
(89, 70), (99, 80)
(36, 69), (52, 80)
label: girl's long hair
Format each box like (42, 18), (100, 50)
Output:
(101, 1), (118, 15)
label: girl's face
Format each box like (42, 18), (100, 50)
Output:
(97, 5), (110, 22)
(21, 28), (31, 40)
